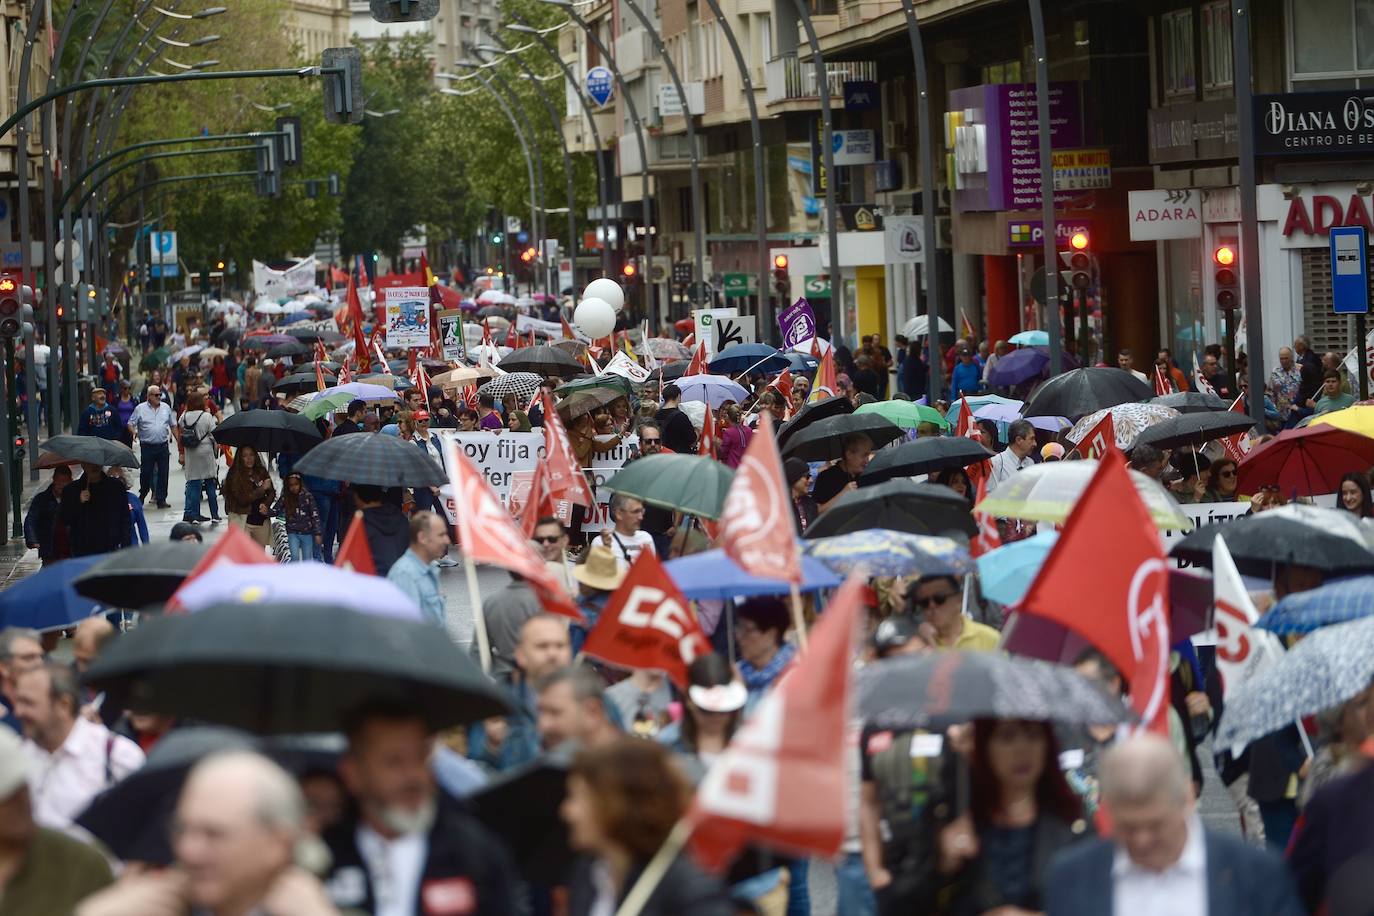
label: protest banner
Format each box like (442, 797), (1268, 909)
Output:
(252, 256), (317, 297)
(437, 309), (466, 361)
(385, 286), (431, 349)
(516, 313), (590, 343)
(584, 435), (639, 533)
(777, 298), (816, 350)
(509, 470), (573, 526)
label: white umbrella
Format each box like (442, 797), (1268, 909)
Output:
(976, 460), (1192, 531)
(900, 315), (955, 338)
(1066, 403), (1179, 450)
(171, 344), (204, 364)
(788, 336), (832, 355)
(253, 301), (285, 315)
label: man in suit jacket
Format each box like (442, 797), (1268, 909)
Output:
(1045, 734), (1304, 916)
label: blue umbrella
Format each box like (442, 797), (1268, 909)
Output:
(0, 554), (106, 630)
(986, 348), (1050, 386)
(944, 394), (1023, 426)
(675, 374), (751, 408)
(780, 352), (819, 376)
(975, 531), (1059, 605)
(1008, 330), (1049, 346)
(709, 343), (788, 376)
(664, 548), (841, 601)
(805, 529), (973, 578)
(1255, 575), (1374, 635)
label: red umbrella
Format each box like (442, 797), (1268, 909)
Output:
(1235, 425), (1374, 497)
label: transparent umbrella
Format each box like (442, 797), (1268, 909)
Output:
(976, 460), (1192, 530)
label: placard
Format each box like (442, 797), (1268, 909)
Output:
(385, 286), (431, 348)
(437, 309), (465, 361)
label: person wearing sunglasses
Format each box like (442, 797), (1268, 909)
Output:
(1209, 458), (1239, 502)
(907, 575), (999, 651)
(533, 516), (577, 596)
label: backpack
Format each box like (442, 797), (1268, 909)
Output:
(181, 411), (214, 449)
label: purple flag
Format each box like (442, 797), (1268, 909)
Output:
(777, 297), (816, 349)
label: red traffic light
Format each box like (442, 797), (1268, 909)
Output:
(622, 262), (637, 278)
(1214, 245), (1236, 267)
(1069, 231), (1089, 251)
(773, 254), (789, 270)
(0, 278), (16, 294)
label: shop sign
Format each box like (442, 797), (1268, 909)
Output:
(1051, 149), (1112, 191)
(832, 129), (877, 167)
(1007, 218), (1092, 248)
(1279, 192), (1374, 247)
(1128, 189), (1202, 241)
(1255, 91), (1374, 157)
(946, 82), (1084, 212)
(842, 80), (879, 111)
(839, 204), (882, 231)
(1147, 100), (1238, 163)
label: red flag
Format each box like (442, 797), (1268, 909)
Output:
(346, 278), (368, 371)
(482, 320), (495, 348)
(811, 346), (836, 401)
(582, 551), (712, 688)
(519, 462), (561, 538)
(684, 340), (708, 377)
(442, 439), (582, 621)
(420, 251), (436, 287)
(1072, 410), (1116, 459)
(698, 402), (718, 459)
(560, 314), (576, 340)
(165, 524), (273, 612)
(1016, 450), (1171, 736)
(809, 336), (821, 358)
(540, 392), (596, 507)
(337, 362), (353, 385)
(406, 348), (417, 376)
(955, 396), (987, 488)
(460, 384), (478, 411)
(315, 360), (327, 393)
(767, 368), (794, 403)
(373, 340), (391, 374)
(968, 474), (1002, 558)
(528, 329), (537, 349)
(334, 511), (377, 575)
(1153, 364), (1173, 397)
(1220, 395), (1252, 463)
(960, 308), (975, 340)
(412, 363), (431, 410)
(314, 340), (328, 365)
(504, 321), (518, 349)
(689, 571), (865, 868)
(718, 413), (801, 584)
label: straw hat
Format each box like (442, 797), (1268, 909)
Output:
(572, 545), (626, 592)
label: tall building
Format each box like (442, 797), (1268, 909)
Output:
(285, 0), (351, 60)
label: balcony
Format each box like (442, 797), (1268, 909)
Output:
(763, 52), (876, 107)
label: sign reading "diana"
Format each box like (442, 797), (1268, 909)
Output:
(1255, 91), (1374, 156)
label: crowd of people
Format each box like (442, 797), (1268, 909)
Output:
(6, 286), (1374, 916)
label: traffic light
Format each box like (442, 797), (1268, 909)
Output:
(622, 259), (638, 280)
(0, 273), (21, 337)
(255, 135), (281, 198)
(321, 47), (364, 125)
(1214, 241), (1239, 311)
(216, 260), (226, 270)
(520, 247), (536, 264)
(1058, 231), (1092, 291)
(368, 0), (439, 22)
(772, 253), (790, 299)
(491, 232), (503, 246)
(276, 116), (303, 167)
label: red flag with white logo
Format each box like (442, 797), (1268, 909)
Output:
(337, 361), (352, 384)
(1211, 533), (1279, 698)
(1073, 410), (1117, 459)
(540, 391), (595, 507)
(954, 396), (987, 488)
(688, 571), (866, 868)
(165, 524), (273, 612)
(1220, 395), (1252, 464)
(718, 413), (801, 584)
(505, 321), (518, 349)
(768, 368), (793, 403)
(334, 511), (377, 576)
(481, 320), (494, 348)
(699, 402), (718, 460)
(518, 461), (560, 538)
(968, 474), (1002, 559)
(583, 551), (712, 688)
(684, 340), (709, 377)
(1016, 450), (1171, 736)
(1153, 364), (1173, 397)
(442, 439), (582, 621)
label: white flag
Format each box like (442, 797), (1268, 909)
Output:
(1212, 534), (1280, 698)
(604, 350), (650, 383)
(1192, 352), (1217, 397)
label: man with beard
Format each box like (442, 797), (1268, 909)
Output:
(323, 700), (518, 914)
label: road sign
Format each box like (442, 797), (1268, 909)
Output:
(151, 231), (177, 266)
(722, 273), (756, 298)
(1331, 226), (1369, 314)
(505, 216), (522, 234)
(585, 66), (614, 107)
(802, 275), (831, 297)
(150, 263), (179, 279)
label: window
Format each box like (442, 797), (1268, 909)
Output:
(759, 14), (772, 62)
(1161, 8), (1195, 98)
(981, 59), (1022, 84)
(1201, 1), (1232, 90)
(1289, 0), (1374, 87)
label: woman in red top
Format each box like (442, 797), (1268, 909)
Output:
(209, 355), (232, 408)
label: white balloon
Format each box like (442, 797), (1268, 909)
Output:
(574, 297), (617, 339)
(582, 277), (626, 312)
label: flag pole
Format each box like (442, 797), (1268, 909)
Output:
(463, 552), (493, 675)
(789, 581), (809, 650)
(613, 819), (695, 916)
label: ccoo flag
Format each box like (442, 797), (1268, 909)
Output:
(718, 412), (800, 584)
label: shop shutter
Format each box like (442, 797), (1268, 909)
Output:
(1300, 247), (1346, 354)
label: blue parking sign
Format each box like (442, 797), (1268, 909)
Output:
(1330, 226), (1369, 314)
(585, 67), (614, 107)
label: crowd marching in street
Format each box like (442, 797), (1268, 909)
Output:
(7, 273), (1374, 916)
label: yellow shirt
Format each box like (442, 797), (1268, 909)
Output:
(952, 619), (1001, 652)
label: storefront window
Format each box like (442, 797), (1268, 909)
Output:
(1165, 239), (1204, 366)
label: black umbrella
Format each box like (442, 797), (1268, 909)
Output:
(860, 437), (994, 485)
(76, 727), (255, 865)
(1023, 368), (1154, 419)
(1131, 410), (1255, 451)
(73, 541), (209, 607)
(266, 341), (312, 359)
(776, 396), (854, 450)
(477, 305), (509, 318)
(272, 372), (337, 395)
(858, 650), (1131, 732)
(293, 431), (446, 487)
(646, 361), (690, 384)
(287, 327), (344, 344)
(84, 602), (515, 734)
(471, 747), (575, 884)
(805, 479), (976, 538)
(213, 410), (324, 455)
(497, 345), (585, 379)
(39, 434), (139, 468)
(780, 413), (903, 462)
(1169, 514), (1374, 577)
(1150, 391), (1229, 414)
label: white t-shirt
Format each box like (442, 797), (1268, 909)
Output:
(605, 529), (656, 570)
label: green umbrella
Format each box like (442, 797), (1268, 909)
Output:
(855, 400), (950, 431)
(557, 375), (637, 398)
(139, 346), (171, 371)
(300, 390), (354, 421)
(603, 454), (735, 519)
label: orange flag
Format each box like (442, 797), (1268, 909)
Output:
(811, 346), (836, 401)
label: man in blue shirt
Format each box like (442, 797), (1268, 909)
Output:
(385, 510), (450, 627)
(949, 346), (982, 400)
(77, 388), (120, 440)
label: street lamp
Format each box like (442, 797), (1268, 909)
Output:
(155, 34), (222, 47)
(363, 108), (400, 117)
(152, 57), (221, 73)
(250, 101), (293, 112)
(153, 5), (229, 18)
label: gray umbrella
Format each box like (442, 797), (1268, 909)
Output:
(859, 650), (1131, 731)
(293, 431), (446, 487)
(1215, 615), (1374, 749)
(39, 434), (139, 468)
(73, 541), (209, 607)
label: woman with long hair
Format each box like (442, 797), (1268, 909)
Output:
(933, 467), (974, 507)
(717, 404), (753, 468)
(1339, 471), (1374, 518)
(1210, 457), (1239, 502)
(209, 354), (232, 408)
(222, 444), (275, 548)
(272, 472), (322, 562)
(917, 719), (1086, 915)
(563, 739), (732, 916)
(176, 390), (221, 525)
(667, 654), (747, 784)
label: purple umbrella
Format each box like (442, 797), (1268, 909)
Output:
(309, 382), (399, 402)
(173, 562), (423, 621)
(972, 402), (1023, 423)
(986, 347), (1082, 387)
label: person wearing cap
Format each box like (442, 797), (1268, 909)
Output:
(409, 410), (445, 517)
(664, 653), (747, 785)
(1041, 442), (1066, 463)
(0, 725), (113, 912)
(785, 457), (818, 534)
(170, 520), (203, 542)
(949, 346), (982, 400)
(570, 545), (627, 654)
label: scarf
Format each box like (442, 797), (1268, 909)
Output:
(738, 642), (796, 692)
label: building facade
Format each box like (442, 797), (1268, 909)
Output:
(286, 0), (351, 60)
